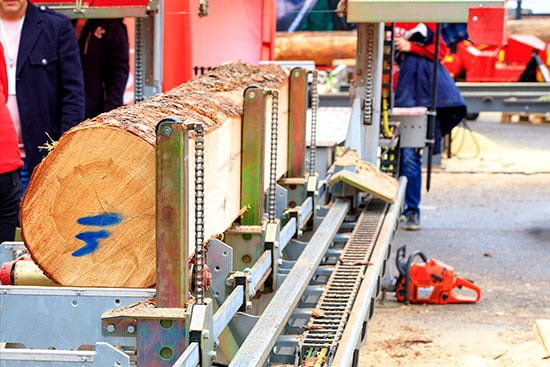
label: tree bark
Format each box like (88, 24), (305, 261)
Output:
(20, 62), (289, 288)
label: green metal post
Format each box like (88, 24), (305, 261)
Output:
(241, 86), (267, 226)
(155, 117), (191, 308)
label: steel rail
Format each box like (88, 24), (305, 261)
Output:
(331, 177), (406, 366)
(228, 198), (351, 366)
(172, 342), (200, 367)
(213, 285), (245, 340)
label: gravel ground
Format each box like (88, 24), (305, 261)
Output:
(358, 112), (550, 366)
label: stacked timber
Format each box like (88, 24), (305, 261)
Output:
(20, 62), (289, 288)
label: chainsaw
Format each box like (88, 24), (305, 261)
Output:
(395, 245), (481, 304)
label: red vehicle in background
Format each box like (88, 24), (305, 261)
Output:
(443, 33), (550, 83)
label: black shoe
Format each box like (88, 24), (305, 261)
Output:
(403, 212), (421, 231)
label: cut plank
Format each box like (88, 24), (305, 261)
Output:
(20, 62), (289, 288)
(328, 149), (399, 203)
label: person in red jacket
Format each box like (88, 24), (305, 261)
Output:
(0, 41), (23, 243)
(393, 22), (466, 230)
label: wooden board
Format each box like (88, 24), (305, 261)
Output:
(328, 149), (399, 203)
(20, 62), (289, 288)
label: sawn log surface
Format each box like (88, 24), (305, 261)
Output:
(20, 62), (289, 288)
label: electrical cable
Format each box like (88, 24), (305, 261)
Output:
(450, 120), (481, 160)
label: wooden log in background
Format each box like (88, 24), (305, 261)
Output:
(274, 31), (357, 67)
(20, 62), (289, 288)
(507, 18), (550, 43)
(274, 19), (550, 67)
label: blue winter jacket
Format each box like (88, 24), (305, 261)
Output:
(17, 2), (85, 174)
(395, 53), (467, 153)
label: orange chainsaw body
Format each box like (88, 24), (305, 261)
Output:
(395, 246), (481, 304)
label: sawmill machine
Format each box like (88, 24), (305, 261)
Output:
(1, 1), (506, 366)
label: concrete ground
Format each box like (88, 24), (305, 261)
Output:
(359, 112), (550, 366)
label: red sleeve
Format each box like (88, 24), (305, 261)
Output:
(0, 43), (8, 103)
(396, 22), (449, 62)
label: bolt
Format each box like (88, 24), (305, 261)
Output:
(209, 351), (217, 361)
(203, 330), (210, 340)
(246, 301), (252, 309)
(162, 126), (172, 136)
(127, 325), (135, 334)
(106, 324), (115, 333)
(248, 91), (256, 99)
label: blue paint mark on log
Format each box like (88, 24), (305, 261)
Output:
(73, 230), (110, 257)
(77, 212), (122, 227)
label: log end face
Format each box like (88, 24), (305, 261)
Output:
(21, 127), (156, 288)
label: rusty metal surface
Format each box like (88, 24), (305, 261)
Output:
(287, 68), (308, 178)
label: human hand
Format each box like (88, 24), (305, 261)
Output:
(395, 38), (411, 53)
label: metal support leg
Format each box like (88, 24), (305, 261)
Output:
(345, 23), (384, 164)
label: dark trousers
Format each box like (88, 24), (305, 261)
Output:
(0, 169), (22, 243)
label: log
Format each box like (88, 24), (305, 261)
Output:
(274, 31), (357, 67)
(507, 18), (550, 43)
(20, 62), (289, 288)
(273, 20), (550, 68)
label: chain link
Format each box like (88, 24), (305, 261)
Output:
(193, 123), (206, 305)
(134, 18), (144, 103)
(363, 23), (375, 125)
(309, 70), (318, 176)
(267, 89), (279, 223)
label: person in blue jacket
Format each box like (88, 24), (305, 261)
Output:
(0, 0), (85, 192)
(394, 23), (466, 230)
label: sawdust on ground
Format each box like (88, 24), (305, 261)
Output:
(358, 112), (550, 367)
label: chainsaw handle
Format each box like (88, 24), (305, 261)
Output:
(396, 245), (428, 304)
(447, 276), (482, 303)
(396, 245), (428, 276)
(395, 245), (407, 276)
